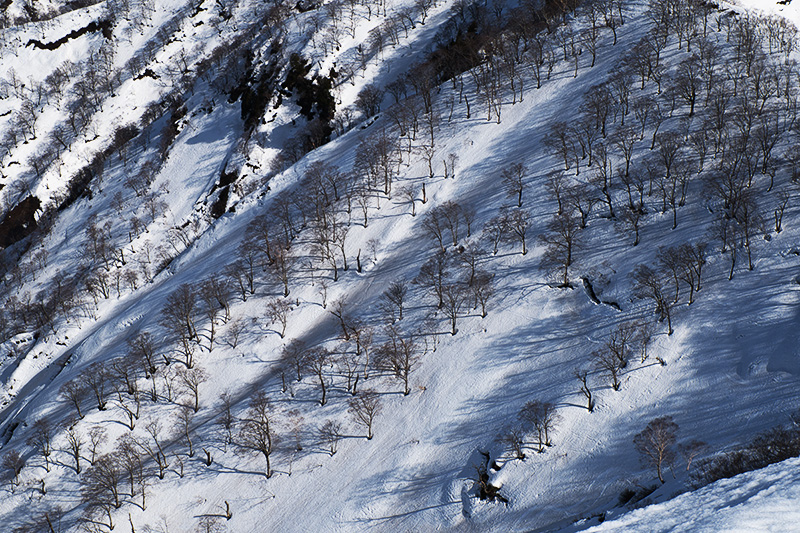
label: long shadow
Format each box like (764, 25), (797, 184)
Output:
(206, 461), (268, 478)
(345, 461), (466, 529)
(353, 501), (460, 523)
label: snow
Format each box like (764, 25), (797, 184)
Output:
(575, 457), (800, 533)
(0, 0), (798, 531)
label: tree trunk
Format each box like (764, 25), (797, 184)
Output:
(319, 374), (327, 406)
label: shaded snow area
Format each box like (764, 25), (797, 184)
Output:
(0, 0), (799, 531)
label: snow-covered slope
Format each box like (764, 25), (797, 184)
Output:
(575, 457), (800, 533)
(0, 0), (799, 531)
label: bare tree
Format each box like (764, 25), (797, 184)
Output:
(574, 370), (595, 412)
(178, 365), (208, 413)
(160, 364), (179, 403)
(504, 209), (531, 255)
(161, 283), (198, 367)
(415, 252), (449, 309)
(669, 242), (707, 304)
(564, 183), (598, 229)
(305, 348), (332, 406)
(441, 283), (468, 335)
(337, 348), (361, 395)
(712, 215), (744, 281)
(115, 436), (144, 505)
(266, 298), (294, 338)
(81, 454), (122, 529)
(198, 276), (232, 349)
(24, 423), (52, 478)
(382, 280), (409, 322)
(2, 440), (27, 483)
(80, 362), (110, 411)
(225, 261), (251, 302)
(236, 237), (259, 294)
(282, 340), (309, 383)
(592, 348), (624, 391)
(320, 420), (343, 456)
(439, 152), (456, 181)
(631, 264), (674, 335)
(64, 423), (84, 474)
(539, 212), (582, 287)
(329, 299), (352, 341)
(775, 189), (789, 234)
(88, 426), (107, 465)
(138, 420), (168, 479)
(501, 163), (527, 208)
(82, 454), (123, 510)
(237, 391), (276, 478)
(417, 142), (437, 180)
(176, 406), (195, 457)
(397, 185), (417, 216)
(355, 84), (384, 117)
(225, 318), (246, 349)
(110, 357), (139, 398)
(611, 126), (639, 179)
(679, 439), (707, 471)
(375, 326), (420, 395)
(216, 391), (236, 450)
(617, 204), (643, 246)
(543, 171), (566, 216)
(518, 401), (560, 452)
(440, 201), (464, 247)
(349, 390), (382, 440)
(500, 427), (527, 460)
(738, 192), (764, 272)
(483, 216), (506, 255)
(350, 323), (375, 379)
(422, 207), (448, 252)
(61, 379), (88, 419)
(196, 515), (227, 533)
(673, 56), (702, 117)
(634, 416), (679, 483)
(470, 270), (495, 318)
(602, 321), (640, 368)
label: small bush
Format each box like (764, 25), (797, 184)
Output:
(617, 484), (658, 507)
(691, 424), (800, 487)
(617, 488), (636, 506)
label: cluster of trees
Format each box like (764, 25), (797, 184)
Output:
(0, 0), (104, 26)
(0, 0), (259, 300)
(0, 0), (248, 345)
(59, 334), (208, 428)
(500, 401), (561, 460)
(303, 0), (438, 77)
(6, 0), (800, 525)
(19, 344), (384, 529)
(278, 308), (424, 405)
(531, 0), (800, 340)
(278, 0), (619, 165)
(580, 320), (656, 394)
(630, 243), (706, 335)
(0, 155), (171, 342)
(632, 414), (722, 490)
(633, 415), (681, 484)
(691, 411), (800, 487)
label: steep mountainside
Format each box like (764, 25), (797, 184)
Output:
(0, 0), (799, 531)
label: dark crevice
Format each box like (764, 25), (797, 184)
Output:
(0, 196), (40, 248)
(26, 19), (112, 51)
